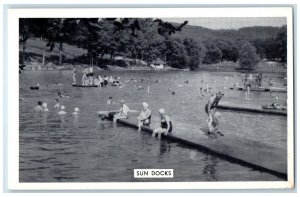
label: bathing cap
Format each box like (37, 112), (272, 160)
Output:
(75, 107), (79, 112)
(61, 106), (65, 110)
(142, 102), (149, 108)
(159, 108), (165, 114)
(43, 103), (47, 107)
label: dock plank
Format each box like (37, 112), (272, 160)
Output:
(218, 102), (287, 116)
(116, 116), (287, 179)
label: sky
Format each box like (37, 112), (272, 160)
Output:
(163, 17), (286, 30)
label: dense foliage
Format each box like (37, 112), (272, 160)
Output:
(19, 18), (287, 70)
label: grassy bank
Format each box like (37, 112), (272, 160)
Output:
(20, 38), (287, 73)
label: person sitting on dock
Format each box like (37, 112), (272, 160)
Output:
(113, 100), (129, 122)
(137, 102), (152, 131)
(103, 75), (109, 86)
(34, 101), (44, 112)
(152, 109), (172, 139)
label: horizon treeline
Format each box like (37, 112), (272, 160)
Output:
(19, 18), (287, 70)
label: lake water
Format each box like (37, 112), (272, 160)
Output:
(19, 70), (287, 182)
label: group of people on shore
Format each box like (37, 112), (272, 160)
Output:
(73, 67), (122, 87)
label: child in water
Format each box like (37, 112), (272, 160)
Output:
(43, 103), (49, 112)
(58, 106), (67, 115)
(54, 99), (60, 109)
(72, 107), (80, 115)
(34, 101), (44, 112)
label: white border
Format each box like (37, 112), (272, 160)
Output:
(7, 7), (294, 190)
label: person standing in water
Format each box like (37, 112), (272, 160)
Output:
(58, 106), (67, 115)
(113, 100), (129, 122)
(152, 109), (172, 139)
(82, 67), (88, 85)
(88, 66), (94, 85)
(54, 99), (60, 109)
(137, 102), (152, 131)
(34, 101), (44, 112)
(72, 68), (77, 85)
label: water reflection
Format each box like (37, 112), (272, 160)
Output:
(202, 154), (218, 181)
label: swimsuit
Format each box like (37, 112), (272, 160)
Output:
(161, 118), (172, 132)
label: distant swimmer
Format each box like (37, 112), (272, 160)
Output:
(72, 107), (80, 115)
(72, 68), (77, 85)
(113, 100), (129, 122)
(137, 85), (144, 90)
(152, 109), (172, 139)
(107, 96), (113, 104)
(58, 91), (69, 98)
(43, 103), (49, 112)
(137, 102), (152, 131)
(269, 78), (274, 86)
(34, 101), (44, 112)
(54, 99), (60, 109)
(58, 106), (67, 115)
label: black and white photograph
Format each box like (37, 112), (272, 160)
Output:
(6, 7), (294, 190)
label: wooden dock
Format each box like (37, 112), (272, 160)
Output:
(217, 102), (287, 116)
(235, 86), (287, 93)
(112, 116), (287, 179)
(72, 84), (98, 87)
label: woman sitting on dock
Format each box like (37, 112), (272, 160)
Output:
(152, 109), (172, 139)
(113, 100), (129, 122)
(137, 102), (152, 131)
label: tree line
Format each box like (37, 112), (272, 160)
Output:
(19, 18), (287, 70)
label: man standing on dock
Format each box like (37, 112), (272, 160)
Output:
(205, 91), (224, 134)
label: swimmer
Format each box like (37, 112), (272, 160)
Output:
(137, 102), (152, 131)
(54, 99), (60, 109)
(72, 107), (80, 115)
(58, 91), (69, 98)
(34, 101), (44, 112)
(138, 85), (144, 90)
(152, 109), (172, 139)
(58, 106), (67, 115)
(107, 96), (113, 104)
(43, 103), (49, 112)
(113, 100), (129, 123)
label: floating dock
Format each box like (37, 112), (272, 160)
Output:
(218, 102), (287, 116)
(235, 86), (287, 93)
(72, 84), (98, 87)
(109, 116), (287, 179)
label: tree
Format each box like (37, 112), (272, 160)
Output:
(184, 38), (203, 70)
(166, 38), (190, 69)
(238, 41), (259, 70)
(203, 40), (222, 64)
(276, 25), (287, 62)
